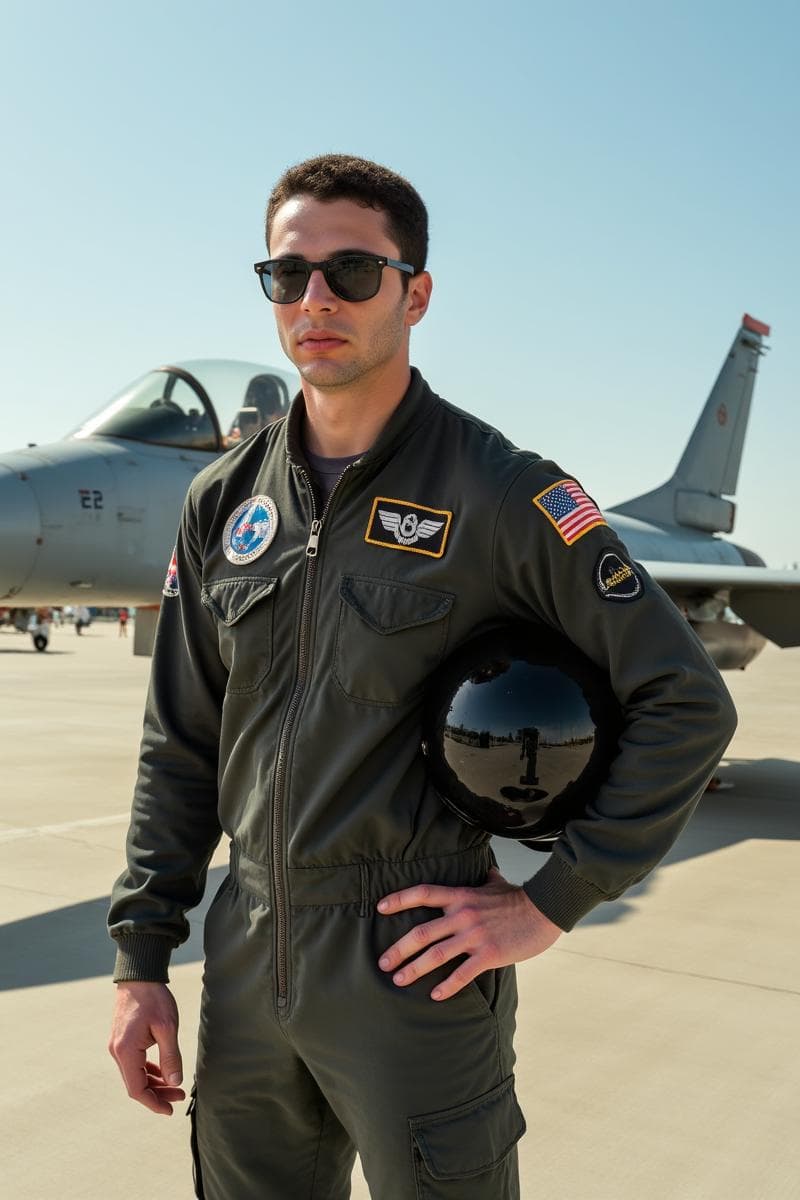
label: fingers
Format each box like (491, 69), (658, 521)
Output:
(377, 871), (505, 916)
(113, 1049), (179, 1116)
(144, 1060), (186, 1106)
(113, 1051), (185, 1116)
(381, 931), (473, 993)
(377, 883), (478, 999)
(429, 960), (483, 1002)
(378, 907), (486, 1000)
(378, 913), (455, 975)
(154, 1025), (183, 1089)
(108, 983), (184, 1116)
(376, 872), (545, 1001)
(380, 928), (488, 1002)
(377, 882), (464, 915)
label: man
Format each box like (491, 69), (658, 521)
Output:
(108, 154), (736, 1199)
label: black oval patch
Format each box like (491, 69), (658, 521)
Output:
(594, 550), (643, 602)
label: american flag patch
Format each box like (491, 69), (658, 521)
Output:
(532, 479), (607, 545)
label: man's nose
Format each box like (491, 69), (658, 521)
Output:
(301, 267), (338, 310)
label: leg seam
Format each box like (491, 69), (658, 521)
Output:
(308, 1101), (327, 1199)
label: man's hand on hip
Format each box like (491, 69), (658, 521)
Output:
(377, 866), (562, 1001)
(108, 981), (185, 1115)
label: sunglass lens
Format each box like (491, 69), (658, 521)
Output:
(268, 260), (309, 303)
(327, 256), (382, 301)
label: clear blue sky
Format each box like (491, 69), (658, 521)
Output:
(1, 0), (798, 564)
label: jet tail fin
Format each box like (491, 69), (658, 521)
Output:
(608, 314), (770, 534)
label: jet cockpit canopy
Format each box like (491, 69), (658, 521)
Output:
(69, 360), (298, 452)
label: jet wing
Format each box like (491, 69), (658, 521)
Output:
(642, 562), (800, 648)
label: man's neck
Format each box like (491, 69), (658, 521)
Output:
(301, 364), (411, 458)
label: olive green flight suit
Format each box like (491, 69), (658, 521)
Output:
(109, 370), (736, 1198)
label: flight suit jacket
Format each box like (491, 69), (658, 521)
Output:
(109, 369), (737, 982)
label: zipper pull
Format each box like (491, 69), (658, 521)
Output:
(306, 519), (322, 557)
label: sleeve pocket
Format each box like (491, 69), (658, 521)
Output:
(409, 1074), (525, 1190)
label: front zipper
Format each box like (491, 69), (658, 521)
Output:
(306, 518), (322, 557)
(271, 463), (357, 1008)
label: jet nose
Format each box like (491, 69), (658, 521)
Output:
(0, 461), (42, 600)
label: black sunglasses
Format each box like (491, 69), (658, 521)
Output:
(253, 253), (415, 304)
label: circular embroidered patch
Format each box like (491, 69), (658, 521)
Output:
(222, 495), (279, 565)
(594, 550), (643, 602)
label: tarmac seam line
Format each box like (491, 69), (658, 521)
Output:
(0, 881), (90, 901)
(558, 947), (800, 996)
(0, 814), (130, 843)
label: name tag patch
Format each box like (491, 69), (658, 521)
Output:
(365, 497), (452, 558)
(594, 550), (643, 602)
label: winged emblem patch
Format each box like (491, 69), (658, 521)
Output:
(378, 510), (444, 546)
(365, 497), (452, 558)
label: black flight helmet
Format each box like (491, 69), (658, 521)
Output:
(422, 625), (623, 851)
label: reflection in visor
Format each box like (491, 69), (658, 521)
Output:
(423, 626), (623, 849)
(443, 663), (596, 826)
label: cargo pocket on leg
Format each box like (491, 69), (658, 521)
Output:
(187, 1082), (205, 1199)
(409, 1075), (525, 1199)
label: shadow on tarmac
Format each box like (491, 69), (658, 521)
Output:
(0, 870), (226, 992)
(0, 649), (74, 656)
(2, 757), (798, 991)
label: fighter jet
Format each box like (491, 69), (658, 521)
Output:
(0, 359), (297, 652)
(606, 314), (800, 668)
(0, 317), (798, 664)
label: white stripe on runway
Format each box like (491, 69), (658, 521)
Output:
(0, 813), (130, 843)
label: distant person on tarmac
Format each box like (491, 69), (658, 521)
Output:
(75, 606), (91, 635)
(118, 608), (129, 637)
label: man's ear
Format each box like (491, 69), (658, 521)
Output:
(405, 271), (433, 328)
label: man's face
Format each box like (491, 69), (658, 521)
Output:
(267, 195), (428, 391)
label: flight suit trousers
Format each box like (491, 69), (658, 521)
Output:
(189, 843), (526, 1199)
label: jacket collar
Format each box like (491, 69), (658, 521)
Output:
(284, 368), (439, 472)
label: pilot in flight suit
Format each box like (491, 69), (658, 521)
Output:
(108, 155), (736, 1200)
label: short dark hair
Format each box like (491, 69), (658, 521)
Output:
(266, 153), (428, 276)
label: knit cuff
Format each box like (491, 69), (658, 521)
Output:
(522, 853), (607, 931)
(112, 934), (174, 983)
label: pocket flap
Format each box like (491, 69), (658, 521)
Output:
(339, 575), (453, 635)
(201, 576), (277, 626)
(409, 1075), (525, 1180)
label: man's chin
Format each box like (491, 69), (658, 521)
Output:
(297, 361), (357, 389)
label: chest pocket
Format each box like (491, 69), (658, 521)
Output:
(201, 576), (278, 694)
(333, 574), (454, 707)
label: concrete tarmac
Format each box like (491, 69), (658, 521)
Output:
(1, 620), (798, 1199)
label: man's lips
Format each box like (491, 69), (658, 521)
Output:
(296, 330), (348, 352)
